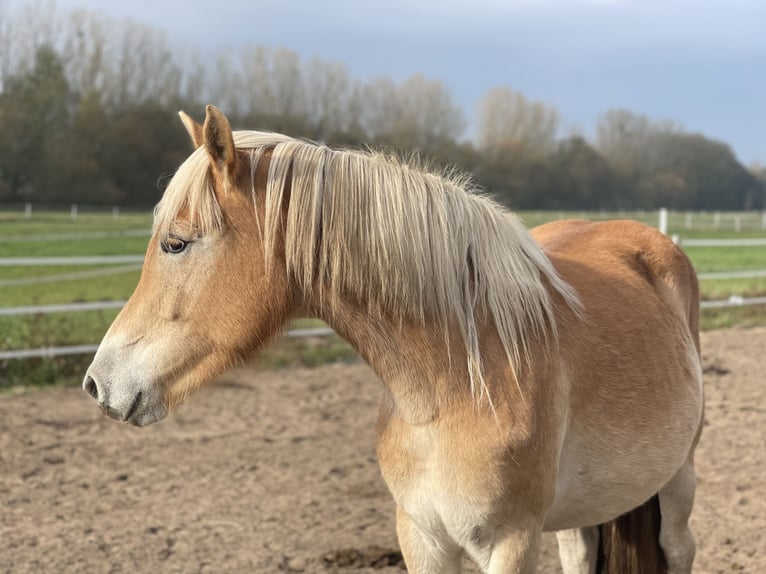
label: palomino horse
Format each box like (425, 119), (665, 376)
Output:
(83, 106), (703, 574)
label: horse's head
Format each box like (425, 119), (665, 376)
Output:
(83, 106), (294, 426)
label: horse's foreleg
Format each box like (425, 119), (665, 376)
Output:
(485, 524), (541, 574)
(395, 505), (463, 574)
(658, 456), (697, 574)
(556, 526), (599, 574)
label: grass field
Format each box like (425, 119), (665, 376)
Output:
(2, 208), (765, 388)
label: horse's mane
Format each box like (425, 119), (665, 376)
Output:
(155, 131), (580, 404)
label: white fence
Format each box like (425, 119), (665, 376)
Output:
(675, 238), (766, 247)
(656, 207), (766, 234)
(0, 328), (335, 361)
(2, 203), (143, 221)
(0, 255), (145, 266)
(2, 208), (766, 362)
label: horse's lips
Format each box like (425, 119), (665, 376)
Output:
(97, 391), (143, 425)
(123, 391), (143, 424)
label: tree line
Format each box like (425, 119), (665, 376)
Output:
(1, 1), (764, 210)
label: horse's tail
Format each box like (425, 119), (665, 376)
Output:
(596, 495), (667, 573)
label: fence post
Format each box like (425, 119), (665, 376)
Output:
(658, 207), (668, 235)
(70, 204), (78, 221)
(685, 212), (692, 230)
(762, 211), (766, 231)
(734, 214), (742, 233)
(24, 203), (32, 219)
(112, 206), (120, 220)
(713, 211), (720, 230)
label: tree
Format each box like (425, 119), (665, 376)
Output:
(303, 58), (355, 140)
(651, 133), (764, 210)
(0, 1), (760, 211)
(97, 103), (190, 206)
(358, 74), (465, 158)
(477, 87), (559, 158)
(0, 44), (71, 201)
(595, 109), (679, 178)
(53, 92), (121, 204)
(545, 136), (618, 209)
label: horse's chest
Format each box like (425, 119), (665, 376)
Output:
(376, 421), (496, 549)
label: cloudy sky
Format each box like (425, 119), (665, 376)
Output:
(16, 0), (766, 164)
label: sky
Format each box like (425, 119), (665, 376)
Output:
(11, 0), (766, 164)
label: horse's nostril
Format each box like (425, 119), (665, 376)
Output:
(83, 376), (98, 400)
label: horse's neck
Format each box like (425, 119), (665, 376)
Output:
(307, 294), (509, 424)
(308, 297), (457, 423)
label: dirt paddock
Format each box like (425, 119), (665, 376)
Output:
(1, 327), (764, 573)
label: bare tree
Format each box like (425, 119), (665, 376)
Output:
(357, 75), (465, 151)
(304, 57), (355, 138)
(177, 51), (208, 108)
(396, 74), (466, 147)
(357, 77), (400, 141)
(595, 109), (681, 174)
(0, 0), (61, 82)
(207, 51), (243, 117)
(237, 45), (274, 120)
(269, 49), (307, 124)
(0, 0), (9, 89)
(60, 9), (108, 99)
(477, 86), (559, 156)
(105, 19), (183, 108)
(222, 46), (313, 133)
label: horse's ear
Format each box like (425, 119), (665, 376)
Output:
(202, 105), (236, 174)
(178, 111), (204, 149)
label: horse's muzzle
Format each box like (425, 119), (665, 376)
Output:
(82, 372), (165, 427)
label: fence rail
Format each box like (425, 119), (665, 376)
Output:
(0, 301), (127, 317)
(3, 206), (766, 363)
(0, 345), (100, 360)
(0, 229), (151, 243)
(0, 265), (143, 288)
(698, 269), (766, 280)
(0, 255), (145, 266)
(0, 328), (336, 361)
(3, 295), (766, 361)
(676, 238), (766, 247)
(700, 296), (766, 309)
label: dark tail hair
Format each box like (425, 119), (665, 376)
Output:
(597, 495), (667, 573)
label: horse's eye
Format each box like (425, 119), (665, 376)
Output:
(161, 236), (188, 254)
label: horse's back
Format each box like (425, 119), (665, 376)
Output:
(530, 219), (703, 530)
(534, 219), (700, 349)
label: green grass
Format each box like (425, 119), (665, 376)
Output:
(254, 333), (358, 370)
(0, 310), (119, 387)
(0, 235), (150, 257)
(700, 304), (766, 330)
(1, 208), (765, 389)
(698, 277), (766, 300)
(0, 268), (142, 306)
(2, 264), (125, 279)
(0, 211), (153, 235)
(682, 246), (766, 274)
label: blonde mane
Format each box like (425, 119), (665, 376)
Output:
(155, 132), (580, 403)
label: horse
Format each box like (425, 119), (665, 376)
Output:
(83, 105), (703, 574)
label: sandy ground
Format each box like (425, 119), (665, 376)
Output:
(1, 327), (763, 573)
